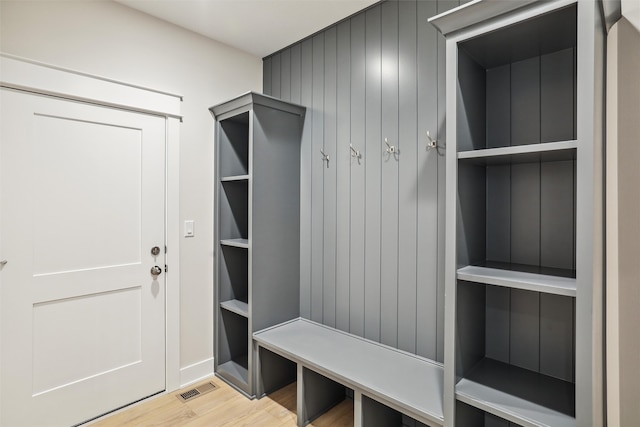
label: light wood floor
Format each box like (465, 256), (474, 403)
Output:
(92, 378), (353, 427)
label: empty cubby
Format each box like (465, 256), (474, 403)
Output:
(218, 179), (248, 241)
(217, 309), (249, 389)
(218, 112), (250, 177)
(456, 4), (577, 152)
(456, 401), (521, 427)
(219, 244), (248, 306)
(456, 280), (575, 419)
(361, 396), (429, 427)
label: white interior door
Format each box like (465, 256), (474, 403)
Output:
(0, 88), (166, 426)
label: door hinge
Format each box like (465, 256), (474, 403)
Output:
(165, 264), (168, 273)
(165, 245), (167, 254)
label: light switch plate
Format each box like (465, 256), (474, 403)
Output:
(184, 220), (195, 237)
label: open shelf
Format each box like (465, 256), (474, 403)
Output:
(458, 140), (577, 165)
(457, 265), (576, 297)
(219, 179), (248, 241)
(220, 238), (249, 249)
(218, 111), (249, 177)
(221, 174), (250, 182)
(220, 299), (249, 318)
(218, 308), (249, 391)
(218, 357), (249, 386)
(456, 358), (575, 427)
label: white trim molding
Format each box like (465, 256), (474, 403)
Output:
(179, 358), (215, 388)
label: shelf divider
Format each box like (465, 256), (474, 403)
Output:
(220, 299), (249, 317)
(457, 265), (576, 297)
(221, 174), (250, 182)
(220, 238), (249, 249)
(458, 140), (577, 165)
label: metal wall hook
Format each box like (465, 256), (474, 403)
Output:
(350, 144), (362, 164)
(426, 131), (438, 150)
(384, 137), (399, 155)
(320, 149), (330, 168)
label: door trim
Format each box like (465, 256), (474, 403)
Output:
(0, 53), (182, 395)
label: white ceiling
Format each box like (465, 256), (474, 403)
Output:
(115, 0), (378, 58)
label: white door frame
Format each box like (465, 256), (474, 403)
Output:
(0, 53), (183, 397)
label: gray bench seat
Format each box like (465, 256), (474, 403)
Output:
(253, 317), (444, 427)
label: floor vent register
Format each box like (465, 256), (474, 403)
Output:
(177, 381), (218, 402)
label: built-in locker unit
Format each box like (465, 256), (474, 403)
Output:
(211, 92), (306, 397)
(431, 0), (604, 426)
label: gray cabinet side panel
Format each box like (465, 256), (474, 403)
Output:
(271, 52), (281, 99)
(323, 26), (338, 328)
(349, 13), (367, 338)
(335, 20), (352, 333)
(486, 64), (511, 148)
(457, 49), (487, 151)
(510, 162), (540, 266)
(311, 33), (325, 323)
(486, 165), (511, 264)
(300, 38), (313, 319)
(509, 289), (540, 372)
(380, 0), (399, 348)
(510, 56), (540, 146)
(417, 0), (439, 360)
(457, 281), (486, 376)
(540, 293), (574, 382)
(251, 106), (302, 331)
(397, 0), (419, 355)
(540, 160), (575, 270)
(541, 48), (575, 142)
(263, 56), (272, 95)
(364, 5), (382, 343)
(280, 49), (291, 103)
(291, 44), (302, 104)
(457, 163), (486, 267)
(485, 285), (510, 364)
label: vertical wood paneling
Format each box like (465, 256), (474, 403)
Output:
(299, 38), (313, 319)
(486, 165), (511, 263)
(511, 163), (541, 266)
(349, 13), (367, 338)
(486, 64), (511, 148)
(485, 286), (510, 363)
(311, 34), (325, 323)
(540, 293), (574, 382)
(271, 53), (281, 99)
(364, 5), (382, 343)
(511, 57), (540, 145)
(541, 160), (575, 270)
(263, 56), (272, 95)
(281, 49), (291, 102)
(417, 0), (443, 361)
(397, 0), (418, 354)
(323, 27), (338, 328)
(291, 44), (302, 104)
(335, 20), (352, 333)
(510, 289), (540, 372)
(541, 48), (575, 142)
(380, 0), (399, 348)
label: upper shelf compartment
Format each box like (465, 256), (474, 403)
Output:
(455, 3), (577, 152)
(218, 111), (249, 177)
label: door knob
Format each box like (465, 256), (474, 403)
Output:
(150, 266), (162, 277)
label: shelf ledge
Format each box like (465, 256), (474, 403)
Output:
(221, 174), (249, 182)
(220, 238), (249, 249)
(220, 299), (249, 317)
(457, 140), (577, 165)
(457, 265), (576, 297)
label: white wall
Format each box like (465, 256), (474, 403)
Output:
(0, 0), (262, 383)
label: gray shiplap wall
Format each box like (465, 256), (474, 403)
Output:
(263, 0), (467, 361)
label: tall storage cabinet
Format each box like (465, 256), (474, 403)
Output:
(431, 0), (605, 426)
(210, 92), (305, 397)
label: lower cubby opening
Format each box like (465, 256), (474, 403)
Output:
(361, 396), (429, 427)
(218, 309), (249, 389)
(257, 347), (296, 396)
(301, 368), (352, 426)
(219, 244), (248, 309)
(456, 401), (520, 427)
(456, 280), (575, 423)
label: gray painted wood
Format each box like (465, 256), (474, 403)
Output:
(271, 53), (281, 99)
(510, 163), (540, 266)
(291, 44), (301, 104)
(510, 57), (540, 146)
(486, 64), (511, 148)
(364, 5), (382, 343)
(486, 165), (511, 264)
(509, 289), (539, 372)
(541, 160), (575, 271)
(311, 34), (325, 323)
(263, 56), (272, 95)
(301, 368), (345, 425)
(457, 163), (486, 267)
(300, 38), (313, 319)
(349, 12), (366, 338)
(457, 281), (486, 377)
(335, 20), (351, 334)
(280, 49), (291, 103)
(380, 0), (399, 349)
(323, 26), (338, 328)
(541, 48), (575, 143)
(457, 49), (487, 151)
(540, 293), (574, 382)
(485, 285), (510, 364)
(362, 396), (402, 427)
(397, 0), (418, 355)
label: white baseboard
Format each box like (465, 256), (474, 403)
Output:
(179, 358), (214, 388)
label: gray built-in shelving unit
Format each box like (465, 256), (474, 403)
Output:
(432, 0), (605, 426)
(210, 92), (306, 397)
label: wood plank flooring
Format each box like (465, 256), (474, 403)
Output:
(91, 378), (353, 427)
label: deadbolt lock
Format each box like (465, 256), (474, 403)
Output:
(151, 246), (161, 256)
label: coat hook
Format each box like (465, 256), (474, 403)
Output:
(384, 137), (399, 159)
(320, 149), (330, 168)
(350, 144), (362, 164)
(426, 131), (438, 151)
